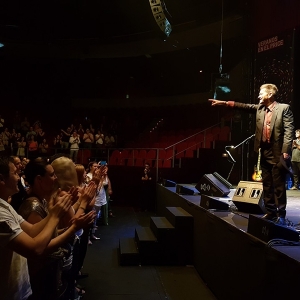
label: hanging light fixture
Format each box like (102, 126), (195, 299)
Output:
(148, 0), (172, 37)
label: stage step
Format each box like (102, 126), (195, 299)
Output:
(119, 237), (140, 266)
(150, 217), (177, 265)
(165, 207), (194, 265)
(165, 207), (193, 229)
(135, 227), (159, 265)
(150, 216), (175, 241)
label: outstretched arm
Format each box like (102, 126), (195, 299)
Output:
(208, 99), (228, 106)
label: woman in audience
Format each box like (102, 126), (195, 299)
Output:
(17, 136), (27, 158)
(39, 138), (49, 156)
(74, 164), (96, 283)
(53, 134), (62, 154)
(82, 128), (94, 149)
(77, 124), (85, 146)
(51, 156), (97, 299)
(18, 157), (95, 300)
(36, 127), (46, 145)
(93, 163), (109, 229)
(27, 135), (38, 159)
(86, 161), (104, 242)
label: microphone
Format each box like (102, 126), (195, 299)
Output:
(225, 145), (235, 149)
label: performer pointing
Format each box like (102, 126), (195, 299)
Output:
(209, 83), (294, 225)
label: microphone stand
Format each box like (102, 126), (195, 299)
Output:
(225, 134), (255, 181)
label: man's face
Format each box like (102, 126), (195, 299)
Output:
(258, 88), (272, 105)
(3, 163), (20, 196)
(296, 131), (300, 138)
(13, 157), (23, 174)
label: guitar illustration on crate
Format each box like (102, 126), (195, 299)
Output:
(252, 148), (263, 182)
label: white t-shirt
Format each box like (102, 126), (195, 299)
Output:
(0, 199), (32, 300)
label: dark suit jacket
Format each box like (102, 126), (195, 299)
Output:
(233, 101), (294, 163)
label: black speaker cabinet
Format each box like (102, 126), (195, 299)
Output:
(163, 179), (176, 187)
(200, 194), (230, 211)
(176, 184), (195, 195)
(195, 174), (230, 197)
(232, 181), (266, 214)
(247, 214), (299, 242)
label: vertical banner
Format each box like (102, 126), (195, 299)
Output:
(253, 30), (294, 105)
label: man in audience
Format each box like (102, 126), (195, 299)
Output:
(0, 156), (72, 300)
(9, 155), (28, 212)
(69, 130), (80, 163)
(61, 127), (72, 149)
(26, 126), (37, 141)
(21, 117), (30, 136)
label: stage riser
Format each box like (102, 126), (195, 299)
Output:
(119, 238), (140, 266)
(149, 217), (175, 245)
(165, 207), (194, 265)
(134, 227), (160, 265)
(156, 184), (300, 300)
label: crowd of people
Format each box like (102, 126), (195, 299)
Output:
(0, 154), (114, 300)
(0, 112), (118, 163)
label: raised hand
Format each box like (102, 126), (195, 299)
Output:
(91, 166), (105, 185)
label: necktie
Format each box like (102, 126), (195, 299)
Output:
(263, 108), (271, 143)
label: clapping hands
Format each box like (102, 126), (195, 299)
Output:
(79, 181), (97, 205)
(48, 188), (72, 219)
(71, 210), (96, 230)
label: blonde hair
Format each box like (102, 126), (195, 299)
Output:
(51, 156), (78, 191)
(260, 84), (278, 96)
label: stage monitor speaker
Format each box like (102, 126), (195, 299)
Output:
(213, 172), (232, 189)
(200, 194), (229, 211)
(176, 185), (195, 195)
(232, 181), (266, 214)
(195, 174), (230, 197)
(247, 214), (299, 242)
(162, 179), (176, 187)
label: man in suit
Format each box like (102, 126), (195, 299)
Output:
(209, 83), (294, 225)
